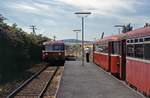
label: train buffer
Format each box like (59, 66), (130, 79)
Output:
(57, 61), (145, 98)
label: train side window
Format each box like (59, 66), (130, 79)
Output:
(112, 41), (120, 54)
(144, 37), (150, 41)
(95, 44), (101, 52)
(139, 38), (143, 42)
(134, 44), (143, 59)
(144, 43), (150, 60)
(98, 47), (103, 52)
(127, 44), (134, 57)
(95, 44), (108, 53)
(134, 39), (138, 43)
(130, 39), (133, 43)
(102, 44), (108, 53)
(61, 45), (65, 50)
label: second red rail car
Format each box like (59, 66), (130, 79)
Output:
(93, 34), (123, 77)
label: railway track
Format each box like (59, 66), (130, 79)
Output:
(6, 66), (60, 98)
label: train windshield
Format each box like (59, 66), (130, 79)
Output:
(45, 44), (64, 51)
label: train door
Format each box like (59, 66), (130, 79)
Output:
(108, 42), (112, 72)
(120, 39), (126, 80)
(93, 44), (95, 62)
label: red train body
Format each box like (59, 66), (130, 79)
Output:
(125, 27), (150, 96)
(93, 35), (122, 76)
(93, 26), (150, 97)
(94, 52), (109, 71)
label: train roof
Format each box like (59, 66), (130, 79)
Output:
(94, 26), (150, 44)
(125, 26), (150, 39)
(95, 34), (124, 44)
(43, 40), (64, 45)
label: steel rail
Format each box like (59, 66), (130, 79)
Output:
(6, 65), (48, 98)
(38, 66), (59, 98)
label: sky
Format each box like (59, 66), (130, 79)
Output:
(0, 0), (150, 41)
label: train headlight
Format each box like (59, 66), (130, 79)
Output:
(45, 53), (48, 55)
(59, 52), (61, 55)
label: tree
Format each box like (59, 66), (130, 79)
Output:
(122, 23), (133, 33)
(0, 14), (7, 23)
(0, 14), (51, 83)
(12, 23), (17, 28)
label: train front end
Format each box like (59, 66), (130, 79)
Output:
(42, 41), (65, 66)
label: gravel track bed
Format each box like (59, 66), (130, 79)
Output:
(14, 66), (57, 98)
(43, 67), (64, 98)
(0, 63), (47, 98)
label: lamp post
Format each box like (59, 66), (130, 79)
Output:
(74, 12), (91, 66)
(73, 29), (81, 59)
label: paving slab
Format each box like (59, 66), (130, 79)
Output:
(57, 61), (144, 98)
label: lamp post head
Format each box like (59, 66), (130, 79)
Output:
(74, 12), (91, 17)
(73, 29), (81, 32)
(114, 25), (125, 27)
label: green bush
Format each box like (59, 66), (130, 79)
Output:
(0, 14), (50, 83)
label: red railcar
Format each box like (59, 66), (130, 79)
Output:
(42, 41), (65, 66)
(93, 35), (123, 77)
(125, 26), (150, 96)
(93, 26), (150, 97)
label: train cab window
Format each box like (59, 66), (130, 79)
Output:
(45, 45), (53, 51)
(53, 45), (64, 51)
(144, 43), (150, 60)
(45, 44), (64, 51)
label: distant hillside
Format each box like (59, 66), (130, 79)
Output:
(61, 39), (93, 44)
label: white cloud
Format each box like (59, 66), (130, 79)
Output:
(57, 0), (139, 14)
(12, 3), (39, 13)
(8, 2), (55, 17)
(34, 3), (50, 10)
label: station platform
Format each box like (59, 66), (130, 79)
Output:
(57, 61), (145, 98)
